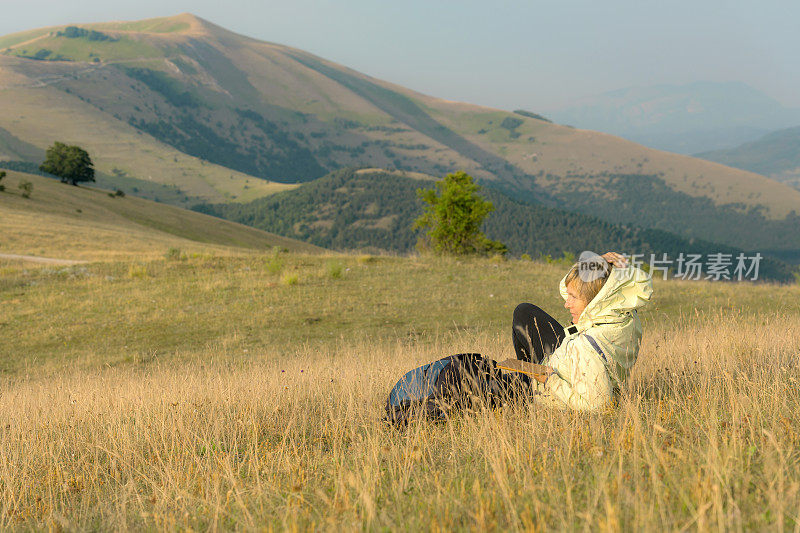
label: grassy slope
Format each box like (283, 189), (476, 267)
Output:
(0, 126), (43, 161)
(250, 41), (800, 217)
(6, 33), (164, 62)
(1, 14), (798, 221)
(0, 38), (300, 206)
(419, 97), (800, 217)
(0, 170), (321, 260)
(0, 27), (56, 50)
(1, 247), (799, 529)
(0, 65), (296, 205)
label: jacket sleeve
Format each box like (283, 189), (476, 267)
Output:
(539, 335), (613, 411)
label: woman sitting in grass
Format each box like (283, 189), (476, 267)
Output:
(509, 251), (653, 411)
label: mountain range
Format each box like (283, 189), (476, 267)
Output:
(547, 82), (800, 154)
(1, 14), (799, 261)
(697, 126), (800, 192)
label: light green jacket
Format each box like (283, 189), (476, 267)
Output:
(536, 265), (653, 411)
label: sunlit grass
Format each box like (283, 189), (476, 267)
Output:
(1, 252), (799, 529)
(0, 171), (319, 261)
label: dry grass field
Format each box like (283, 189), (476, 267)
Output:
(2, 13), (799, 531)
(0, 171), (319, 261)
(2, 243), (799, 530)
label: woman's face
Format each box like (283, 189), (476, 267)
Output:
(564, 281), (588, 324)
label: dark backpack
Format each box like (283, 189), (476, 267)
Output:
(384, 353), (523, 426)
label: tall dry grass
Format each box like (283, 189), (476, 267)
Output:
(2, 308), (799, 530)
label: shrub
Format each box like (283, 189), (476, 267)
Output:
(267, 258), (283, 275)
(58, 26), (116, 42)
(500, 116), (523, 131)
(18, 180), (33, 198)
(164, 247), (185, 261)
(266, 247), (283, 275)
(520, 253), (532, 261)
(544, 251), (575, 265)
(127, 264), (148, 278)
(326, 261), (344, 279)
(0, 170), (5, 192)
(281, 273), (299, 286)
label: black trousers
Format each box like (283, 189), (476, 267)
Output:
(512, 303), (567, 363)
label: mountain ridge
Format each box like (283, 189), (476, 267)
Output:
(547, 81), (800, 154)
(696, 126), (800, 192)
(1, 14), (799, 252)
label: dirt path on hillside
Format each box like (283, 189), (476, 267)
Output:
(0, 253), (88, 265)
(0, 56), (176, 90)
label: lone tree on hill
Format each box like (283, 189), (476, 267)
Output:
(40, 142), (95, 185)
(414, 171), (507, 256)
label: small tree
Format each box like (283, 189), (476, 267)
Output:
(413, 171), (507, 256)
(40, 142), (95, 185)
(18, 179), (33, 198)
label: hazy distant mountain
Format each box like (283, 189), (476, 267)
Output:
(697, 126), (800, 191)
(1, 14), (800, 253)
(548, 82), (800, 154)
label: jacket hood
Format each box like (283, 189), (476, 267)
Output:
(559, 264), (653, 328)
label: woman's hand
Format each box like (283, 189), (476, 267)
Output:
(533, 366), (554, 384)
(602, 252), (628, 269)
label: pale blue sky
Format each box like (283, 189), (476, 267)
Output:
(3, 0), (798, 111)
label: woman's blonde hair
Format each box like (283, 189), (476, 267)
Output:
(565, 259), (611, 303)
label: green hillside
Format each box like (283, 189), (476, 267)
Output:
(541, 171), (800, 253)
(1, 13), (799, 255)
(0, 170), (322, 260)
(697, 126), (800, 191)
(194, 168), (796, 281)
